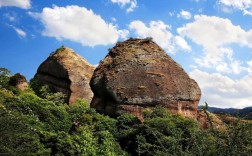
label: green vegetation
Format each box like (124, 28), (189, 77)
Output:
(144, 37), (153, 42)
(56, 45), (66, 53)
(49, 45), (65, 56)
(0, 67), (11, 89)
(1, 68), (252, 155)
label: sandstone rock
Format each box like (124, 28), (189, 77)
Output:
(90, 38), (201, 120)
(35, 47), (95, 104)
(9, 73), (28, 91)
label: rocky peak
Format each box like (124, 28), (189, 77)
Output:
(34, 46), (95, 104)
(90, 38), (201, 120)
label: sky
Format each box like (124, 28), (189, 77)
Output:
(0, 0), (252, 108)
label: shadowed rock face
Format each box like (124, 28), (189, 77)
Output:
(9, 73), (28, 91)
(35, 47), (95, 104)
(90, 38), (201, 120)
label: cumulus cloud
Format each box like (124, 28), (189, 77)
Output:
(111, 0), (137, 13)
(0, 0), (31, 9)
(178, 10), (192, 20)
(178, 15), (252, 73)
(218, 0), (252, 16)
(190, 69), (252, 108)
(129, 20), (191, 53)
(29, 5), (128, 46)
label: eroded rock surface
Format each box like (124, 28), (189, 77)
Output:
(35, 47), (95, 104)
(90, 38), (201, 120)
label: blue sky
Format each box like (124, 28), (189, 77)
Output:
(0, 0), (252, 108)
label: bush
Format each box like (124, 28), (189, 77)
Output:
(1, 69), (252, 156)
(0, 68), (11, 89)
(0, 105), (50, 155)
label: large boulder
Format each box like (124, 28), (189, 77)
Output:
(34, 47), (95, 104)
(9, 73), (28, 91)
(90, 38), (201, 120)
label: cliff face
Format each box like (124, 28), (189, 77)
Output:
(90, 38), (201, 120)
(35, 47), (95, 104)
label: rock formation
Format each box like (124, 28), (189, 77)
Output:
(90, 38), (201, 120)
(34, 47), (95, 104)
(9, 73), (28, 91)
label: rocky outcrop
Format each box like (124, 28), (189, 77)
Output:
(34, 47), (95, 104)
(9, 73), (28, 91)
(90, 38), (201, 120)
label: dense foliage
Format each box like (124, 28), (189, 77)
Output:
(1, 68), (252, 156)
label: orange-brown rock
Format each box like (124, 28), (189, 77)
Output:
(35, 47), (95, 104)
(9, 73), (28, 91)
(90, 38), (201, 120)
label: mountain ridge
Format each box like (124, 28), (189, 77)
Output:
(198, 105), (252, 119)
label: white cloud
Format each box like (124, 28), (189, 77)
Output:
(190, 69), (252, 108)
(178, 15), (252, 73)
(111, 17), (117, 22)
(29, 5), (128, 47)
(247, 60), (252, 75)
(173, 36), (191, 51)
(126, 0), (137, 12)
(129, 20), (191, 53)
(111, 0), (130, 7)
(178, 15), (252, 48)
(10, 26), (26, 38)
(117, 29), (129, 39)
(216, 62), (230, 73)
(4, 13), (16, 22)
(169, 12), (175, 17)
(111, 0), (137, 13)
(198, 8), (203, 13)
(178, 10), (192, 20)
(230, 60), (246, 74)
(0, 0), (31, 9)
(218, 0), (252, 16)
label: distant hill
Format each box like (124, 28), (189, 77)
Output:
(198, 106), (252, 119)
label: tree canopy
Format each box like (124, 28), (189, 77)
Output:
(0, 67), (252, 156)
